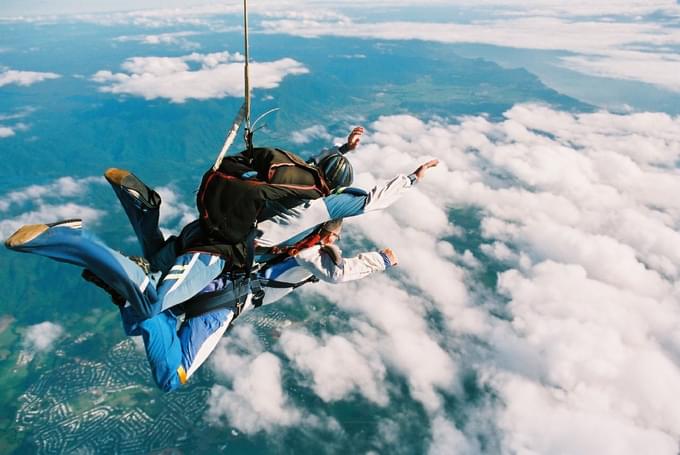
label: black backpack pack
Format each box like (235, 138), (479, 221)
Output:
(196, 147), (329, 245)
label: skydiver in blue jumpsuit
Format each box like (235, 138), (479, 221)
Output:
(102, 170), (398, 390)
(4, 165), (403, 391)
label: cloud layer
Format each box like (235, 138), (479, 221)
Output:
(5, 2), (679, 92)
(257, 4), (680, 93)
(92, 51), (308, 103)
(351, 104), (680, 453)
(202, 103), (680, 453)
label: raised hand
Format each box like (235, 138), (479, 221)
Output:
(413, 159), (439, 181)
(345, 126), (364, 151)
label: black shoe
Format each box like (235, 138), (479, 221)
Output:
(104, 168), (161, 209)
(82, 269), (126, 307)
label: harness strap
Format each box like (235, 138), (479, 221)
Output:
(259, 275), (319, 289)
(250, 276), (265, 309)
(182, 275), (319, 319)
(182, 277), (250, 319)
(243, 228), (258, 274)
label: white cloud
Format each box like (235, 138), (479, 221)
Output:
(437, 0), (680, 17)
(32, 1), (676, 24)
(334, 53), (366, 59)
(260, 11), (680, 55)
(205, 352), (302, 434)
(299, 274), (463, 414)
(23, 321), (64, 352)
(495, 374), (679, 455)
(0, 107), (36, 121)
(0, 176), (106, 239)
(206, 325), (312, 434)
(428, 415), (479, 455)
(0, 69), (60, 87)
(562, 49), (680, 92)
(92, 51), (308, 103)
(93, 4), (245, 26)
(155, 185), (196, 235)
(279, 329), (388, 405)
(0, 203), (106, 240)
(208, 324), (265, 381)
(5, 3), (345, 27)
(0, 176), (103, 212)
(290, 124), (332, 145)
(0, 122), (29, 139)
(0, 107), (37, 138)
(113, 31), (201, 50)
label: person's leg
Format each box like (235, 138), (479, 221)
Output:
(147, 237), (179, 275)
(137, 311), (184, 392)
(6, 220), (226, 319)
(5, 220), (158, 316)
(177, 308), (234, 380)
(104, 168), (165, 260)
(134, 308), (234, 391)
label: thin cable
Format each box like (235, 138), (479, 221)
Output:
(243, 0), (251, 132)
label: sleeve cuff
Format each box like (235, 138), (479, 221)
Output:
(407, 173), (417, 185)
(379, 251), (393, 269)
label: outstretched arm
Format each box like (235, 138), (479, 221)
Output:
(256, 160), (439, 248)
(294, 245), (397, 284)
(359, 159), (440, 211)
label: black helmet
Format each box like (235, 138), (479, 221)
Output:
(318, 153), (353, 190)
